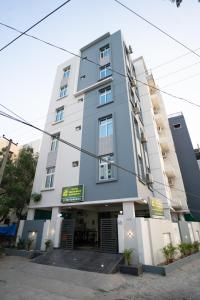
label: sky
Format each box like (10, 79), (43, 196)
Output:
(0, 0), (200, 147)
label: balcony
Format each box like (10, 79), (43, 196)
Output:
(165, 166), (176, 179)
(155, 113), (165, 130)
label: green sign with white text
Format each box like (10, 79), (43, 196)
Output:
(61, 185), (84, 203)
(149, 198), (164, 218)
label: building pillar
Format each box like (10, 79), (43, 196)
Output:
(27, 208), (35, 220)
(49, 207), (63, 248)
(121, 202), (139, 264)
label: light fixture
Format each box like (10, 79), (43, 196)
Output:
(127, 230), (134, 238)
(58, 213), (62, 218)
(120, 210), (123, 215)
(105, 204), (108, 207)
(31, 231), (35, 236)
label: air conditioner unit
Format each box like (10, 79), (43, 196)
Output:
(146, 172), (154, 184)
(129, 45), (133, 54)
(141, 132), (147, 143)
(133, 103), (140, 115)
(130, 77), (137, 88)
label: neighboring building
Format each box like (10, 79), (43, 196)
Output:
(194, 147), (200, 170)
(23, 138), (41, 155)
(0, 137), (20, 161)
(168, 113), (200, 221)
(16, 31), (199, 265)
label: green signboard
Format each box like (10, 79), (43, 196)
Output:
(61, 185), (84, 203)
(149, 198), (164, 218)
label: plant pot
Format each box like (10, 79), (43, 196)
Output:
(119, 264), (143, 276)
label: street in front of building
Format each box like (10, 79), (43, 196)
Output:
(0, 256), (200, 300)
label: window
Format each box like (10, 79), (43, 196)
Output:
(63, 66), (70, 78)
(99, 64), (112, 79)
(100, 45), (110, 60)
(78, 98), (84, 103)
(45, 167), (55, 188)
(50, 133), (60, 151)
(138, 155), (145, 180)
(99, 115), (113, 138)
(173, 123), (181, 129)
(75, 125), (81, 131)
(99, 154), (114, 181)
(80, 75), (86, 79)
(72, 161), (79, 167)
(99, 86), (112, 105)
(59, 85), (68, 98)
(55, 107), (64, 122)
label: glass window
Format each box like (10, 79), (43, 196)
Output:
(99, 86), (112, 105)
(45, 167), (55, 188)
(72, 161), (79, 167)
(59, 85), (68, 98)
(100, 45), (110, 59)
(63, 66), (70, 78)
(99, 64), (112, 79)
(50, 133), (60, 151)
(99, 154), (114, 181)
(99, 116), (113, 138)
(55, 107), (64, 122)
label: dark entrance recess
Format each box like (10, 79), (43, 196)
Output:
(60, 219), (75, 250)
(100, 218), (118, 253)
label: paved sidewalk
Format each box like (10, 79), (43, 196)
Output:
(0, 256), (200, 300)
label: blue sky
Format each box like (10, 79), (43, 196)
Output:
(0, 0), (200, 146)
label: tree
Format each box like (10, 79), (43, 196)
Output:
(0, 147), (38, 222)
(171, 0), (200, 7)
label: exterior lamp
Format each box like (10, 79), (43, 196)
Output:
(127, 230), (134, 238)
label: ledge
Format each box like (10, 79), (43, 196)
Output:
(41, 188), (55, 192)
(74, 77), (113, 97)
(97, 100), (114, 108)
(52, 120), (64, 126)
(143, 251), (200, 276)
(96, 179), (117, 184)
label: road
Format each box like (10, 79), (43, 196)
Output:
(0, 256), (200, 300)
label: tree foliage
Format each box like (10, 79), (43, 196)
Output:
(0, 147), (38, 222)
(171, 0), (200, 7)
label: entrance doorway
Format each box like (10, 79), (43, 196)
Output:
(60, 207), (120, 253)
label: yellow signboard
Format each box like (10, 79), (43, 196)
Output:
(61, 185), (84, 203)
(149, 198), (164, 218)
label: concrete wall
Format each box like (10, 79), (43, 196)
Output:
(168, 114), (200, 220)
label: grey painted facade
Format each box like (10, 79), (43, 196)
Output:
(78, 31), (139, 201)
(22, 220), (45, 250)
(168, 113), (200, 221)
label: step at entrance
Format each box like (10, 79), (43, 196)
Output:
(32, 249), (123, 274)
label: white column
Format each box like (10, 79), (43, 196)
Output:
(49, 207), (62, 248)
(15, 220), (24, 245)
(27, 208), (35, 220)
(122, 202), (139, 264)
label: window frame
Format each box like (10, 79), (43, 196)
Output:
(59, 85), (68, 98)
(100, 44), (111, 60)
(50, 133), (60, 152)
(99, 64), (112, 79)
(99, 115), (113, 138)
(63, 66), (70, 79)
(99, 86), (112, 106)
(45, 167), (55, 189)
(99, 154), (114, 181)
(55, 106), (64, 122)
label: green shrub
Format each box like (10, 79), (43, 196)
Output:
(17, 238), (26, 250)
(26, 238), (33, 251)
(178, 242), (193, 257)
(123, 248), (133, 266)
(192, 241), (200, 253)
(162, 244), (177, 264)
(31, 193), (42, 203)
(45, 239), (53, 252)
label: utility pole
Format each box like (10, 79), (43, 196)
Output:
(0, 135), (18, 186)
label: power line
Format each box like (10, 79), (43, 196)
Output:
(113, 0), (200, 59)
(0, 0), (72, 52)
(0, 108), (200, 203)
(0, 22), (200, 109)
(2, 20), (200, 85)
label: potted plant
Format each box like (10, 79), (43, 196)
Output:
(119, 248), (143, 276)
(17, 238), (26, 250)
(26, 238), (33, 251)
(31, 193), (42, 203)
(45, 239), (53, 252)
(162, 244), (177, 264)
(192, 241), (200, 253)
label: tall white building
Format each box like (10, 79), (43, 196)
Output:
(16, 31), (198, 266)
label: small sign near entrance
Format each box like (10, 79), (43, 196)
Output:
(149, 198), (164, 218)
(61, 185), (84, 203)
